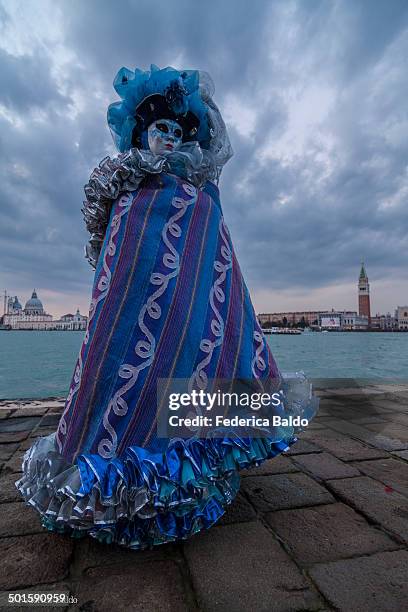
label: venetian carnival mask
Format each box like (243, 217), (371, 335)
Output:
(147, 118), (183, 155)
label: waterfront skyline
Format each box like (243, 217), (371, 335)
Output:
(1, 288), (87, 321)
(1, 289), (87, 329)
(258, 263), (408, 330)
(3, 262), (405, 321)
(0, 1), (407, 317)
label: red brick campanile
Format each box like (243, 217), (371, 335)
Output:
(358, 263), (371, 326)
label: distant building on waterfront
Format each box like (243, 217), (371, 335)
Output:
(2, 289), (87, 331)
(371, 312), (397, 330)
(258, 310), (329, 327)
(319, 312), (341, 329)
(396, 306), (408, 330)
(258, 308), (369, 330)
(53, 310), (88, 331)
(320, 310), (368, 330)
(4, 290), (53, 329)
(358, 263), (371, 325)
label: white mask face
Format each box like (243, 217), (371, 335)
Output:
(147, 118), (183, 155)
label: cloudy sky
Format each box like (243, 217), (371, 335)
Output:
(0, 0), (407, 318)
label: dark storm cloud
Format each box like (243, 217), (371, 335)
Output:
(63, 0), (274, 92)
(0, 48), (70, 112)
(0, 0), (407, 314)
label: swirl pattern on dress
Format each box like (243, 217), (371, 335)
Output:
(97, 183), (197, 458)
(252, 329), (267, 379)
(56, 193), (133, 452)
(188, 217), (232, 393)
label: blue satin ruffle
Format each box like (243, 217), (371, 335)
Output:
(38, 431), (297, 549)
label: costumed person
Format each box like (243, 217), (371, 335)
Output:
(15, 65), (319, 549)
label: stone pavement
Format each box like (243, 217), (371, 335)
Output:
(0, 383), (408, 611)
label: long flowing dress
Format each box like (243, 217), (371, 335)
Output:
(15, 146), (319, 550)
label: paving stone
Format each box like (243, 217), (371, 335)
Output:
(16, 399), (64, 409)
(19, 437), (36, 451)
(320, 387), (357, 400)
(283, 439), (322, 455)
(184, 521), (323, 612)
(308, 550), (408, 612)
(325, 413), (375, 426)
(218, 493), (257, 525)
(391, 413), (408, 426)
(371, 385), (408, 394)
(3, 449), (24, 473)
(314, 400), (340, 414)
(392, 450), (408, 461)
(0, 582), (71, 612)
(324, 418), (408, 451)
(240, 455), (299, 477)
(0, 430), (30, 443)
(326, 476), (408, 544)
(0, 533), (73, 590)
(0, 402), (22, 410)
(47, 404), (65, 414)
(0, 501), (45, 537)
(34, 400), (65, 408)
(29, 427), (57, 438)
(349, 416), (388, 425)
(315, 406), (331, 418)
(363, 422), (408, 442)
(38, 413), (62, 427)
(304, 420), (326, 429)
(266, 503), (399, 566)
(9, 406), (50, 417)
(0, 471), (25, 502)
(328, 388), (386, 398)
(0, 442), (19, 462)
(74, 561), (189, 612)
(329, 394), (391, 405)
(350, 458), (408, 497)
(0, 416), (43, 433)
(321, 402), (371, 414)
(0, 400), (62, 409)
(355, 404), (397, 415)
(241, 473), (335, 512)
(302, 429), (389, 461)
(371, 398), (408, 410)
(318, 389), (344, 397)
(292, 452), (361, 480)
(321, 403), (381, 416)
(394, 393), (408, 410)
(321, 406), (376, 418)
(73, 534), (181, 575)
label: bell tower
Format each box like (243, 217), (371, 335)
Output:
(358, 262), (371, 325)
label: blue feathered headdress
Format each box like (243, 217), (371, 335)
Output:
(107, 64), (211, 152)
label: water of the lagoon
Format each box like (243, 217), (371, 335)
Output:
(0, 330), (407, 400)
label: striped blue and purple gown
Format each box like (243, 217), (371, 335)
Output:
(16, 171), (315, 549)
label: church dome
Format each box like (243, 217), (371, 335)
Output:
(13, 296), (22, 310)
(24, 290), (44, 314)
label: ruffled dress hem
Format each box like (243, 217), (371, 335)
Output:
(15, 429), (298, 550)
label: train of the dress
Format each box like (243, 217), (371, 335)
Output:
(15, 371), (318, 549)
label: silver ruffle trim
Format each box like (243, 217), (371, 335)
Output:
(15, 432), (155, 530)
